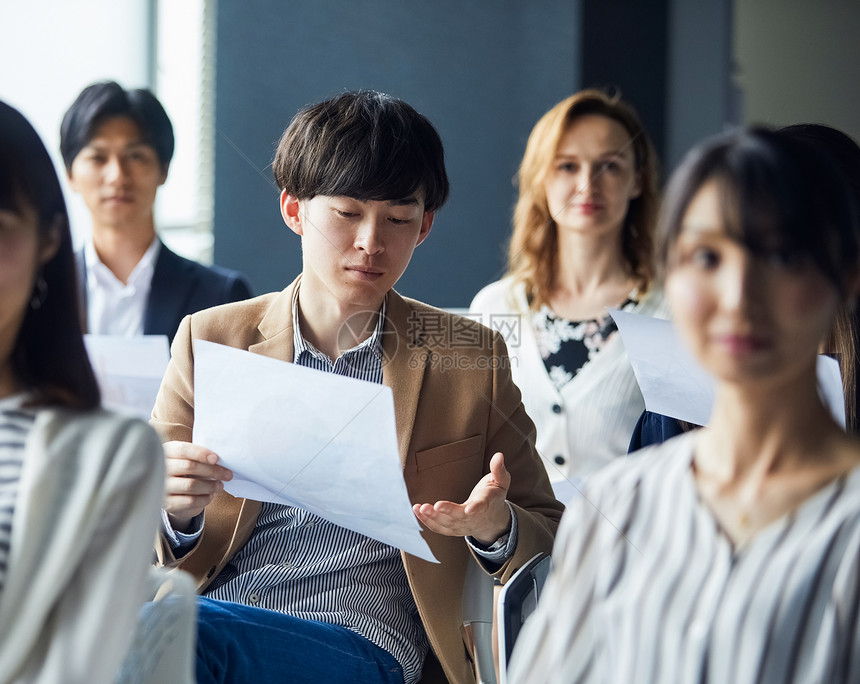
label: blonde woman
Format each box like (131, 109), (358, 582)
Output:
(471, 90), (667, 487)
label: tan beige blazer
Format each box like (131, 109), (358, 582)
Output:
(152, 279), (563, 684)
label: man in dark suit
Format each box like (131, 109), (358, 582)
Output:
(62, 81), (251, 342)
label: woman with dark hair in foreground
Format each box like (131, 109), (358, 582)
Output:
(629, 122), (860, 450)
(0, 101), (167, 683)
(509, 128), (860, 683)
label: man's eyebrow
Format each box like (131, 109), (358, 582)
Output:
(387, 196), (421, 207)
(85, 139), (149, 150)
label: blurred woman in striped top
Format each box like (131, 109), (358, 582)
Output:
(509, 128), (860, 683)
(0, 100), (167, 683)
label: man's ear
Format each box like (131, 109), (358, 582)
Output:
(416, 211), (434, 246)
(158, 163), (169, 186)
(280, 190), (303, 236)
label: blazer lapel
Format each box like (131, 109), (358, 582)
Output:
(243, 283), (425, 468)
(247, 279), (298, 363)
(382, 291), (430, 468)
(145, 242), (194, 337)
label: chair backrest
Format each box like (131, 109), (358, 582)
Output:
(462, 557), (498, 684)
(496, 552), (552, 684)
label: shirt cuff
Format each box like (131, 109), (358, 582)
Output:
(467, 501), (518, 564)
(161, 509), (204, 552)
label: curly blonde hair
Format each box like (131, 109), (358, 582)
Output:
(507, 89), (659, 310)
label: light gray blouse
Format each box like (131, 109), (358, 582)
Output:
(509, 431), (860, 684)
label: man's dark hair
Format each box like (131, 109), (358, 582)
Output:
(60, 81), (175, 170)
(272, 91), (449, 212)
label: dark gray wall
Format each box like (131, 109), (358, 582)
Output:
(581, 0), (669, 164)
(212, 0), (736, 305)
(579, 0), (735, 179)
(666, 0), (736, 171)
(212, 0), (580, 307)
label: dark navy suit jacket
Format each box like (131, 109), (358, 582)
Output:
(76, 241), (253, 343)
(627, 410), (697, 453)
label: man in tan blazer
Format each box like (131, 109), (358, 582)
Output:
(152, 91), (563, 684)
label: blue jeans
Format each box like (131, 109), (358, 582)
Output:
(195, 597), (404, 684)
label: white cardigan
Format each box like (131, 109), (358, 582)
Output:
(0, 408), (166, 684)
(470, 278), (669, 486)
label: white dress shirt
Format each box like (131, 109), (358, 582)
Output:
(85, 237), (160, 336)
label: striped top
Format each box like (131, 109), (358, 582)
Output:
(508, 431), (860, 684)
(0, 395), (35, 593)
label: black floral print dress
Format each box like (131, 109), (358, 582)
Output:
(532, 291), (640, 390)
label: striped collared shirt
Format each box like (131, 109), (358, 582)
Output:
(0, 396), (36, 591)
(202, 292), (429, 683)
(509, 430), (860, 684)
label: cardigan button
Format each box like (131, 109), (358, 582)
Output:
(554, 454), (566, 465)
(551, 403), (562, 414)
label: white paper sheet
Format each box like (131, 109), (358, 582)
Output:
(609, 309), (846, 428)
(817, 353), (846, 427)
(84, 334), (170, 420)
(551, 478), (583, 506)
(191, 340), (438, 563)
